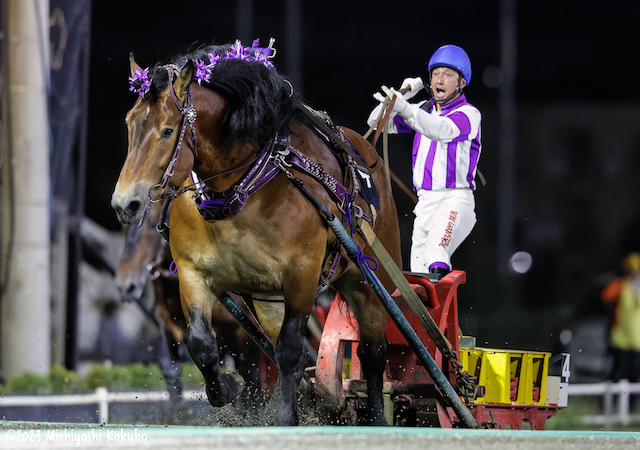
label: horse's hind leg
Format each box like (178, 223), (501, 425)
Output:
(272, 304), (310, 425)
(235, 340), (261, 413)
(355, 321), (388, 425)
(333, 270), (389, 425)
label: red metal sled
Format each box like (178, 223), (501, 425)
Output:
(313, 270), (569, 429)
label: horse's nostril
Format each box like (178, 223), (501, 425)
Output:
(126, 284), (136, 294)
(125, 199), (143, 216)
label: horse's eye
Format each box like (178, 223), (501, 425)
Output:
(161, 128), (174, 140)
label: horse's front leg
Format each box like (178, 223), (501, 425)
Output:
(154, 319), (184, 401)
(180, 274), (243, 407)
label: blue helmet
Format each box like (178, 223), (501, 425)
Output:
(427, 45), (472, 86)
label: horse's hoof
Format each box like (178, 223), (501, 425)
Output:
(166, 376), (184, 402)
(206, 372), (245, 407)
(228, 371), (245, 395)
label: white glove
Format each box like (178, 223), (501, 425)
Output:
(381, 86), (408, 114)
(400, 77), (424, 99)
(373, 91), (386, 103)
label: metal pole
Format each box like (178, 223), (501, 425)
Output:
(0, 0), (51, 378)
(96, 387), (109, 425)
(64, 2), (91, 371)
(496, 0), (517, 273)
(619, 378), (630, 424)
(219, 294), (276, 363)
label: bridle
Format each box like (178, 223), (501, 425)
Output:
(147, 78), (199, 204)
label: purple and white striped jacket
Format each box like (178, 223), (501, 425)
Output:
(394, 94), (482, 191)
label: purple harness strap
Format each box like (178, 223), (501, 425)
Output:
(195, 139), (349, 221)
(286, 147), (349, 205)
(196, 139), (280, 220)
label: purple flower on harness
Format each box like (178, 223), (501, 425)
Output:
(128, 66), (152, 96)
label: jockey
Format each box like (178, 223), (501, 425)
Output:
(368, 44), (482, 277)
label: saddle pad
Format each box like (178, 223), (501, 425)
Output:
(346, 139), (380, 211)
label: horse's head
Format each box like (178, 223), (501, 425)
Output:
(111, 54), (197, 225)
(116, 200), (166, 303)
(112, 41), (299, 225)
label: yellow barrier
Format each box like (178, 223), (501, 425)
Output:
(460, 343), (551, 406)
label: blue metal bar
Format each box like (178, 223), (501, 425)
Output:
(219, 294), (276, 363)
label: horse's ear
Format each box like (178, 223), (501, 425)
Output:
(129, 52), (141, 77)
(174, 60), (194, 106)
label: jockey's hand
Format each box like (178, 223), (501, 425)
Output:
(400, 77), (424, 99)
(381, 86), (408, 114)
(373, 88), (387, 104)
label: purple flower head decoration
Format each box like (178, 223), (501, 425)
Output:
(226, 40), (250, 61)
(209, 52), (223, 66)
(252, 51), (274, 69)
(204, 38), (277, 74)
(246, 38), (277, 68)
(193, 59), (214, 85)
(127, 39), (278, 94)
(129, 66), (152, 96)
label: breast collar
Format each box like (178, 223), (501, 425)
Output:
(192, 136), (350, 221)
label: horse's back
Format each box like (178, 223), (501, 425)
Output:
(341, 127), (381, 168)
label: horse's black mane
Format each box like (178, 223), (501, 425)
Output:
(147, 44), (301, 151)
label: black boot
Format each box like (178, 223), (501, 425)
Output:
(430, 266), (450, 280)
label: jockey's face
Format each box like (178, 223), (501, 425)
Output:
(430, 66), (466, 104)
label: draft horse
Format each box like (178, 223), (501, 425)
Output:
(111, 42), (401, 425)
(116, 200), (261, 406)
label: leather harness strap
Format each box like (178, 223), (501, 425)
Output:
(298, 102), (382, 173)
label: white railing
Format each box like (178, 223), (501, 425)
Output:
(2, 382), (639, 427)
(0, 388), (205, 425)
(567, 380), (640, 426)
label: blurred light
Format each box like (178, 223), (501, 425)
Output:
(510, 251), (532, 273)
(559, 329), (573, 346)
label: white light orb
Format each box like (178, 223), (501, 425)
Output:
(510, 251), (533, 274)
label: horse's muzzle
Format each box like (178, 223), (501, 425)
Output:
(111, 193), (145, 225)
(117, 278), (145, 303)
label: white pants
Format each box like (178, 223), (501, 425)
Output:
(410, 188), (476, 273)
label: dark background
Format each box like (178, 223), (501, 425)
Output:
(84, 0), (640, 362)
